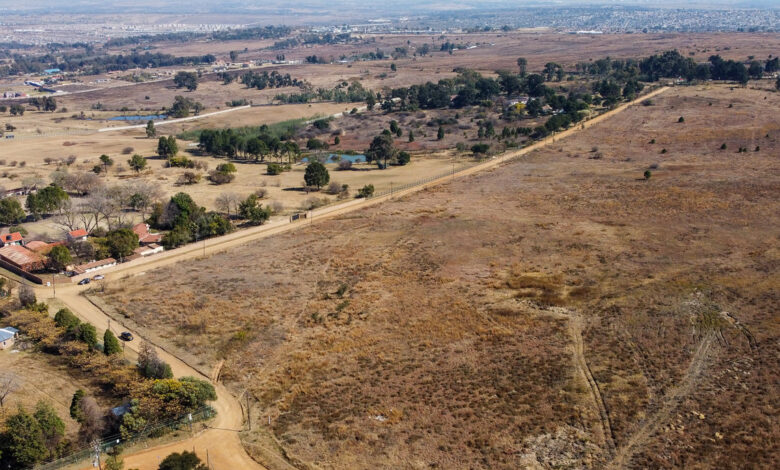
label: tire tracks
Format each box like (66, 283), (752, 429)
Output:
(607, 334), (715, 469)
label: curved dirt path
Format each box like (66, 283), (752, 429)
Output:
(607, 334), (715, 469)
(22, 86), (668, 470)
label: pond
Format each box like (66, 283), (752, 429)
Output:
(107, 114), (167, 121)
(301, 153), (367, 164)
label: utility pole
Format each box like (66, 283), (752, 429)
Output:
(246, 392), (252, 431)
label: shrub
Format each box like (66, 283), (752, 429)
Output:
(267, 163), (284, 175)
(337, 160), (352, 171)
(357, 184), (375, 198)
(208, 170), (236, 185)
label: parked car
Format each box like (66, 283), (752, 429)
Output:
(119, 332), (133, 342)
(78, 278), (90, 285)
(93, 274), (105, 280)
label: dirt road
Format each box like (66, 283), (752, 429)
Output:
(27, 86), (668, 470)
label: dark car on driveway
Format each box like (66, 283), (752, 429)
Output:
(119, 332), (133, 342)
(78, 278), (90, 285)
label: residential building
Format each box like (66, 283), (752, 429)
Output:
(132, 223), (162, 245)
(0, 232), (24, 247)
(71, 258), (117, 276)
(0, 327), (19, 350)
(66, 229), (89, 243)
(0, 245), (45, 272)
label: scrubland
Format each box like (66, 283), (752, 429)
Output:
(97, 83), (780, 468)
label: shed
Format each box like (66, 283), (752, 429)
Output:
(0, 245), (45, 272)
(67, 229), (88, 242)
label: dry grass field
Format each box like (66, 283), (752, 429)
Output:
(97, 83), (779, 469)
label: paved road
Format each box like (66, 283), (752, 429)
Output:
(29, 86), (669, 470)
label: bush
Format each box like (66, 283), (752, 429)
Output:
(325, 181), (343, 195)
(177, 172), (201, 185)
(337, 160), (352, 171)
(208, 170), (236, 185)
(357, 184), (375, 198)
(267, 163), (284, 175)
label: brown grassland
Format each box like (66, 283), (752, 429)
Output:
(98, 83), (779, 469)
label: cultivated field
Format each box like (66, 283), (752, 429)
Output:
(97, 83), (779, 469)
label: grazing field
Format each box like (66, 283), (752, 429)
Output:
(98, 84), (779, 469)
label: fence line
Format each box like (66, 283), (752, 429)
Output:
(35, 406), (215, 470)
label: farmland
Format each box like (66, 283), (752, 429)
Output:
(97, 83), (779, 468)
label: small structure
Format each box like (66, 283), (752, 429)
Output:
(66, 229), (89, 243)
(0, 232), (24, 247)
(71, 258), (116, 276)
(133, 244), (163, 257)
(132, 223), (162, 245)
(24, 240), (49, 252)
(0, 327), (19, 350)
(0, 245), (45, 272)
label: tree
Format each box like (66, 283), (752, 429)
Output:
(0, 198), (25, 225)
(517, 57), (528, 76)
(644, 170), (652, 180)
(138, 342), (173, 379)
(173, 71), (198, 91)
(55, 308), (81, 331)
(238, 194), (271, 225)
(103, 329), (122, 355)
(215, 192), (240, 218)
(158, 136), (179, 158)
(0, 373), (19, 417)
(48, 245), (72, 271)
(18, 285), (36, 307)
(471, 143), (490, 156)
(776, 75), (780, 91)
(9, 104), (24, 116)
(365, 133), (396, 168)
(397, 151), (411, 166)
(99, 154), (114, 175)
(748, 61), (763, 79)
(437, 126), (445, 140)
(158, 451), (209, 470)
(70, 389), (85, 422)
(106, 228), (139, 259)
(304, 162), (330, 189)
(26, 184), (69, 220)
(77, 323), (98, 349)
(678, 116), (685, 123)
(366, 93), (376, 111)
(0, 407), (47, 467)
(33, 400), (65, 456)
(128, 154), (148, 173)
(146, 120), (156, 138)
(408, 130), (414, 142)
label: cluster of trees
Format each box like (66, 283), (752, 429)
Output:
(240, 70), (303, 90)
(2, 300), (217, 469)
(149, 192), (232, 249)
(167, 95), (204, 118)
(103, 25), (290, 49)
(365, 131), (411, 168)
(0, 401), (66, 468)
(272, 32), (354, 50)
(173, 71), (198, 91)
(637, 50), (758, 84)
(3, 51), (217, 76)
(274, 81), (372, 104)
(28, 96), (57, 112)
(197, 127), (300, 163)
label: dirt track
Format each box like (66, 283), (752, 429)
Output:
(27, 86), (669, 470)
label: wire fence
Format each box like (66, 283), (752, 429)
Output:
(35, 406), (215, 470)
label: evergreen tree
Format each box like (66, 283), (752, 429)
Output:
(103, 330), (122, 355)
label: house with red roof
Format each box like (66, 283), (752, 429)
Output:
(132, 223), (162, 245)
(66, 229), (88, 242)
(0, 232), (24, 247)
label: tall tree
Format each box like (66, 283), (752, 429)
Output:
(0, 407), (48, 467)
(103, 330), (122, 355)
(145, 120), (156, 138)
(173, 71), (198, 91)
(517, 57), (528, 76)
(99, 154), (114, 175)
(48, 245), (72, 271)
(304, 162), (330, 189)
(0, 198), (25, 225)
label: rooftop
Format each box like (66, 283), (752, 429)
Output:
(0, 245), (44, 267)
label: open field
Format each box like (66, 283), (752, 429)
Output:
(96, 83), (779, 469)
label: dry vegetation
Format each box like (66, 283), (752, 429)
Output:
(97, 84), (779, 468)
